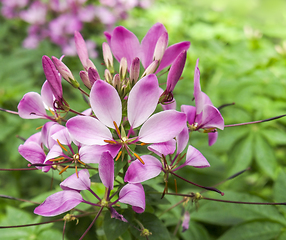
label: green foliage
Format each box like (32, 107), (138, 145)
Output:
(1, 0), (286, 239)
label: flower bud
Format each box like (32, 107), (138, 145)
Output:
(52, 56), (80, 89)
(130, 57), (140, 85)
(102, 42), (114, 73)
(88, 67), (100, 87)
(74, 31), (89, 70)
(104, 69), (112, 84)
(79, 70), (91, 89)
(113, 74), (121, 90)
(153, 32), (168, 62)
(119, 57), (128, 80)
(141, 60), (159, 78)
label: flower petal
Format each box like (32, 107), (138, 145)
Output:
(60, 169), (90, 191)
(34, 190), (83, 217)
(128, 74), (160, 128)
(119, 183), (145, 213)
(99, 151), (114, 189)
(181, 105), (196, 125)
(41, 80), (55, 110)
(140, 23), (167, 68)
(156, 41), (190, 73)
(124, 155), (162, 183)
(51, 128), (72, 146)
(199, 104), (224, 130)
(90, 80), (122, 129)
(79, 144), (121, 164)
(185, 145), (210, 168)
(176, 126), (189, 154)
(67, 116), (113, 145)
(147, 140), (176, 156)
(110, 26), (140, 68)
(208, 131), (218, 146)
(18, 92), (47, 119)
(138, 110), (186, 143)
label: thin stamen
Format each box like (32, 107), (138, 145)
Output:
(134, 153), (145, 165)
(113, 121), (121, 138)
(115, 151), (122, 161)
(57, 140), (68, 152)
(59, 165), (70, 175)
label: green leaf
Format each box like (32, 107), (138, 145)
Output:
(274, 170), (286, 215)
(130, 212), (172, 240)
(218, 221), (283, 240)
(227, 133), (253, 175)
(103, 210), (130, 240)
(191, 191), (286, 226)
(254, 133), (278, 178)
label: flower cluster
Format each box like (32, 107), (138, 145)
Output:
(16, 23), (225, 235)
(0, 0), (152, 55)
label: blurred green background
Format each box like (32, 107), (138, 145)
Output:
(1, 0), (286, 239)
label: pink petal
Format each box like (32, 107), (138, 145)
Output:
(124, 155), (162, 183)
(51, 128), (72, 146)
(110, 26), (140, 68)
(34, 190), (83, 217)
(60, 169), (90, 191)
(41, 122), (65, 149)
(138, 110), (186, 143)
(41, 80), (55, 110)
(99, 151), (114, 189)
(17, 92), (47, 119)
(67, 116), (113, 145)
(79, 144), (121, 164)
(176, 126), (189, 154)
(25, 132), (42, 145)
(119, 183), (145, 213)
(208, 131), (218, 146)
(181, 105), (196, 125)
(90, 80), (122, 129)
(140, 23), (167, 68)
(161, 99), (177, 110)
(147, 140), (176, 156)
(128, 74), (160, 128)
(185, 145), (210, 168)
(199, 104), (224, 130)
(18, 142), (45, 169)
(156, 41), (190, 73)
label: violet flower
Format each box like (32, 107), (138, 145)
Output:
(181, 59), (224, 146)
(34, 152), (145, 217)
(104, 23), (190, 71)
(66, 74), (186, 161)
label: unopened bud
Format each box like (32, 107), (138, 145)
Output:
(130, 57), (140, 85)
(104, 69), (113, 84)
(102, 42), (114, 73)
(74, 31), (89, 70)
(88, 67), (100, 87)
(113, 74), (121, 89)
(141, 60), (159, 78)
(153, 32), (168, 62)
(52, 56), (80, 88)
(119, 57), (127, 80)
(79, 71), (91, 89)
(86, 59), (96, 70)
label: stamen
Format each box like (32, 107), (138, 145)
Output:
(134, 153), (145, 165)
(75, 165), (78, 178)
(36, 126), (43, 130)
(113, 121), (121, 137)
(59, 165), (70, 175)
(140, 142), (148, 146)
(104, 140), (117, 144)
(115, 151), (122, 161)
(50, 157), (65, 162)
(57, 139), (68, 152)
(77, 159), (86, 165)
